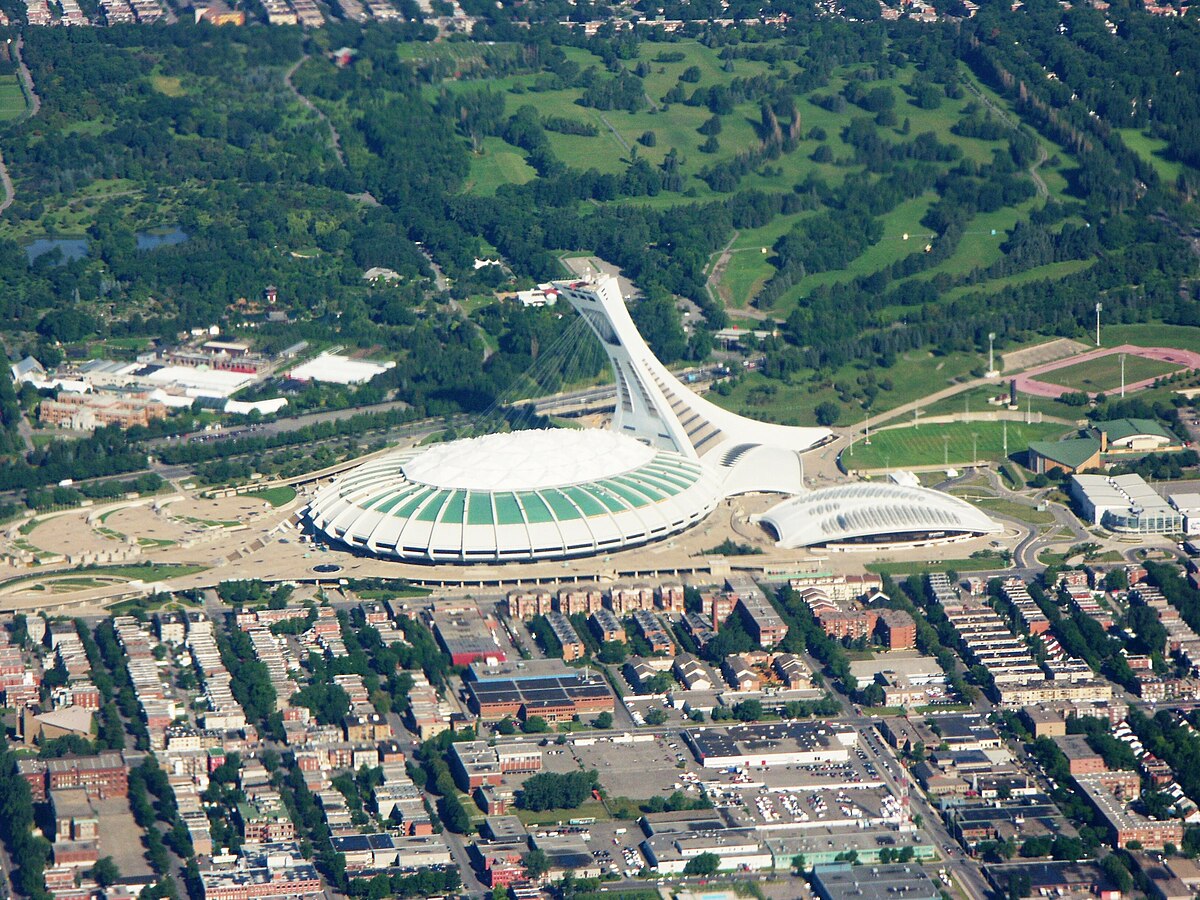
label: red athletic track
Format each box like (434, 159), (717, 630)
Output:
(1013, 344), (1200, 399)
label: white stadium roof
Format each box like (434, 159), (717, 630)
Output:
(403, 429), (653, 492)
(755, 482), (1002, 549)
(306, 430), (723, 563)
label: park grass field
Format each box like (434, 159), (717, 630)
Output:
(1102, 323), (1200, 354)
(844, 420), (1069, 469)
(0, 76), (26, 121)
(712, 345), (983, 425)
(1040, 353), (1180, 393)
(1117, 128), (1183, 185)
(425, 35), (1085, 325)
(466, 137), (537, 195)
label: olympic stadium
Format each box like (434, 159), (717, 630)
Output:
(305, 273), (1000, 563)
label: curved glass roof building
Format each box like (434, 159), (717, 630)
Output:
(755, 482), (1003, 550)
(306, 430), (723, 563)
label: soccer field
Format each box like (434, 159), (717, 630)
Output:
(844, 420), (1069, 470)
(1040, 353), (1181, 393)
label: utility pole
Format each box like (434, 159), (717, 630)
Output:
(1095, 302), (1103, 347)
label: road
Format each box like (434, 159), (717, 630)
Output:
(283, 55), (345, 166)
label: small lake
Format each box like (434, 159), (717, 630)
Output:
(136, 226), (189, 251)
(24, 226), (190, 264)
(25, 236), (88, 264)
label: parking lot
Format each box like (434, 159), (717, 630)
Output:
(567, 732), (699, 800)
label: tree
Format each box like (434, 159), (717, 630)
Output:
(522, 717), (550, 734)
(597, 641), (627, 664)
(523, 848), (550, 879)
(791, 853), (807, 872)
(645, 708), (668, 726)
(518, 771), (598, 811)
(732, 699), (763, 721)
(683, 852), (720, 876)
(815, 401), (841, 426)
(90, 856), (120, 887)
(592, 711), (613, 729)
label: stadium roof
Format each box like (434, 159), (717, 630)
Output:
(755, 482), (1002, 549)
(306, 429), (723, 563)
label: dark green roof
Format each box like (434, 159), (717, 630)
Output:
(1028, 437), (1102, 469)
(1096, 418), (1174, 442)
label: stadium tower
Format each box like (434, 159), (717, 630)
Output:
(553, 273), (832, 495)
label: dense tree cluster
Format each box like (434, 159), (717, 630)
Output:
(518, 770), (600, 811)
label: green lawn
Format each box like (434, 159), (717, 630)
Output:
(246, 486), (297, 507)
(87, 563), (208, 582)
(465, 136), (537, 195)
(866, 556), (1010, 576)
(712, 346), (982, 425)
(1102, 323), (1200, 354)
(1118, 128), (1184, 185)
(1040, 353), (1181, 393)
(845, 420), (1069, 469)
(0, 76), (26, 121)
(973, 497), (1056, 526)
(514, 799), (609, 826)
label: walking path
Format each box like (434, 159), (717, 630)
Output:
(284, 55), (345, 167)
(0, 38), (40, 217)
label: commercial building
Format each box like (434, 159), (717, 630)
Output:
(464, 659), (614, 723)
(1027, 437), (1103, 476)
(684, 722), (856, 769)
(18, 753), (128, 802)
(39, 390), (168, 430)
(812, 863), (940, 900)
(430, 602), (506, 667)
(1071, 474), (1184, 534)
(641, 827), (773, 874)
(450, 741), (542, 789)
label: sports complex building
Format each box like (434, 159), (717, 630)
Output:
(305, 274), (1000, 563)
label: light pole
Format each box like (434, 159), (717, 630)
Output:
(987, 332), (998, 377)
(1121, 353), (1126, 397)
(943, 435), (950, 467)
(972, 432), (979, 466)
(1095, 302), (1103, 347)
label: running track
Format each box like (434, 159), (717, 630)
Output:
(1014, 344), (1200, 398)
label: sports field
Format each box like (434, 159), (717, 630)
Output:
(844, 420), (1068, 470)
(0, 76), (26, 121)
(1042, 353), (1180, 393)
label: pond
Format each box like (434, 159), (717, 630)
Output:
(136, 226), (189, 251)
(25, 236), (88, 264)
(24, 226), (190, 264)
